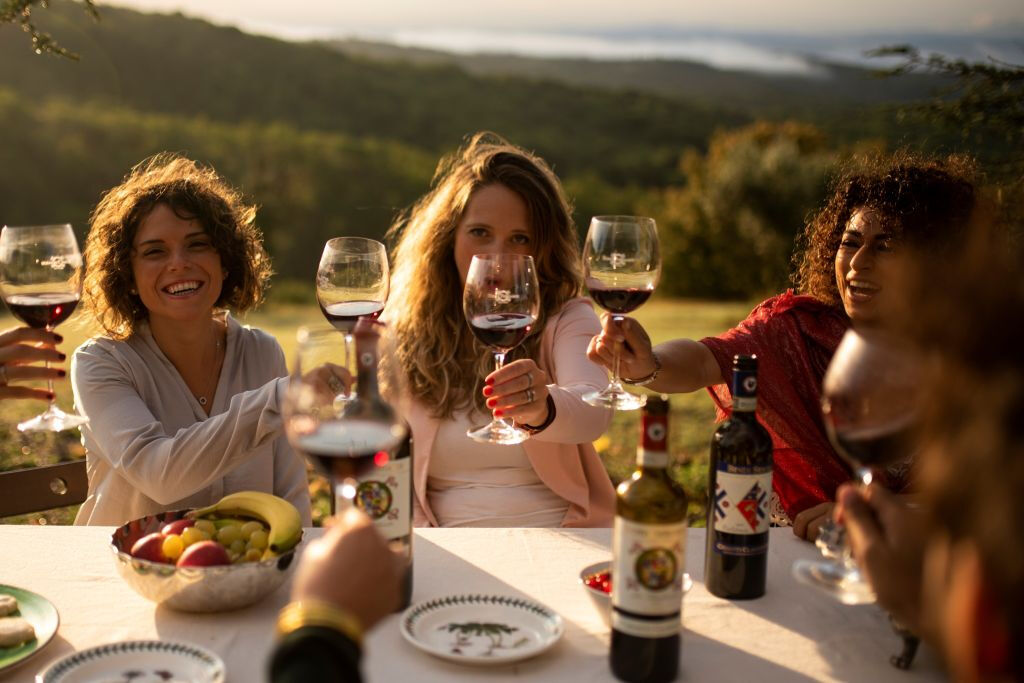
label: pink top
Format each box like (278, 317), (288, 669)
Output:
(407, 298), (616, 528)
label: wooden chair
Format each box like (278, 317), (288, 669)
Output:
(0, 460), (88, 518)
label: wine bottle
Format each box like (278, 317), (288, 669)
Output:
(610, 396), (688, 683)
(345, 319), (414, 610)
(704, 354), (773, 599)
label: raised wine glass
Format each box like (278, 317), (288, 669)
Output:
(464, 253), (540, 445)
(792, 327), (920, 604)
(583, 215), (660, 410)
(283, 324), (407, 513)
(0, 224), (88, 432)
(316, 237), (390, 402)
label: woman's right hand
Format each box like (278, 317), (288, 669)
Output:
(303, 362), (352, 403)
(0, 326), (65, 402)
(586, 313), (658, 382)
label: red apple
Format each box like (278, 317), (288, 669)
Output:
(161, 519), (196, 536)
(176, 540), (231, 568)
(130, 532), (170, 564)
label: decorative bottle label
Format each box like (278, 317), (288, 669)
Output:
(354, 456), (411, 541)
(611, 517), (685, 638)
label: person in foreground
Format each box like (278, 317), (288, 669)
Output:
(270, 508), (402, 683)
(0, 326), (65, 402)
(386, 132), (614, 528)
(587, 152), (977, 539)
(836, 226), (1023, 682)
(71, 153), (311, 526)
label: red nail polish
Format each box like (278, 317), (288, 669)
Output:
(55, 334), (64, 343)
(59, 353), (67, 361)
(485, 377), (494, 386)
(486, 398), (497, 408)
(47, 392), (55, 400)
(482, 386), (493, 396)
(493, 409), (503, 417)
(58, 370), (67, 377)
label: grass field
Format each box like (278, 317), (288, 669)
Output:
(0, 297), (752, 525)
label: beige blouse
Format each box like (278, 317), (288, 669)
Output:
(70, 314), (312, 526)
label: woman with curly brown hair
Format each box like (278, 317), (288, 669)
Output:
(70, 153), (312, 526)
(587, 152), (977, 538)
(387, 132), (614, 528)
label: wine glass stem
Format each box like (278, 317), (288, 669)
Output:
(610, 315), (624, 386)
(857, 467), (874, 487)
(344, 333), (353, 372)
(333, 477), (357, 515)
(45, 324), (56, 409)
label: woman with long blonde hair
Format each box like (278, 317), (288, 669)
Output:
(387, 132), (614, 527)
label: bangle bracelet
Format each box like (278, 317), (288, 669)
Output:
(520, 394), (556, 434)
(621, 352), (661, 386)
(277, 600), (364, 647)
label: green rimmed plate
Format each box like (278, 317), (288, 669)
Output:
(0, 584), (59, 674)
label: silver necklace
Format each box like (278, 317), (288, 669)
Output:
(196, 333), (224, 407)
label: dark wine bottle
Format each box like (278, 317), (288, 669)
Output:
(610, 396), (688, 683)
(704, 354), (773, 599)
(345, 320), (414, 610)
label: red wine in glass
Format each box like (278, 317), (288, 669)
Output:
(5, 293), (80, 329)
(468, 312), (534, 351)
(320, 300), (385, 334)
(586, 285), (653, 315)
(295, 419), (402, 483)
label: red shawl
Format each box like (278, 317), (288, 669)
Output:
(701, 291), (853, 519)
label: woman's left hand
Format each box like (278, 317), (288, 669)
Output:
(483, 359), (550, 427)
(793, 501), (834, 542)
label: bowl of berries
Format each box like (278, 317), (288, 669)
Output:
(579, 560), (693, 626)
(110, 491), (304, 612)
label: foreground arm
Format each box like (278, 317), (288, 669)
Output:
(72, 341), (288, 505)
(587, 313), (722, 394)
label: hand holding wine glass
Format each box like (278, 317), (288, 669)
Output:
(464, 253), (540, 445)
(583, 215), (660, 410)
(0, 224), (88, 431)
(793, 327), (920, 605)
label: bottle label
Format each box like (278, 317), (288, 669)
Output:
(731, 368), (758, 413)
(612, 517), (685, 632)
(355, 457), (411, 541)
(712, 464), (771, 536)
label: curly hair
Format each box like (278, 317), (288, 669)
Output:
(386, 132), (582, 418)
(82, 153), (272, 339)
(792, 151), (978, 307)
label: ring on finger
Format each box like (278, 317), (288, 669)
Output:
(327, 375), (344, 394)
(525, 388), (535, 403)
(525, 372), (534, 389)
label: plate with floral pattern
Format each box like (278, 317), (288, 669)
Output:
(37, 640), (225, 683)
(401, 594), (564, 665)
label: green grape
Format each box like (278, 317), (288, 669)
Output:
(216, 525), (242, 545)
(193, 519), (217, 536)
(229, 539), (246, 555)
(181, 526), (207, 547)
(248, 529), (269, 550)
(240, 521), (264, 539)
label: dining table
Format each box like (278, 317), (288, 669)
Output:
(0, 524), (947, 682)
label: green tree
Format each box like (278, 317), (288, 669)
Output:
(1, 0), (97, 58)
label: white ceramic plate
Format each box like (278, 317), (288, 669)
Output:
(37, 640), (225, 683)
(0, 584), (59, 675)
(401, 594), (564, 665)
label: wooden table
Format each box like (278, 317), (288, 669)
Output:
(0, 526), (946, 682)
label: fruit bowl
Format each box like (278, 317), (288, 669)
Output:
(110, 509), (303, 613)
(579, 560), (693, 626)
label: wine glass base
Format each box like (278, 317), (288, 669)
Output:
(792, 558), (877, 605)
(583, 387), (646, 411)
(467, 420), (530, 445)
(17, 406), (89, 433)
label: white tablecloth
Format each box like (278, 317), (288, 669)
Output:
(0, 526), (945, 682)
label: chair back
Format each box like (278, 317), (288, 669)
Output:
(0, 460), (88, 518)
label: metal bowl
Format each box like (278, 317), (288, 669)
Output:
(110, 509), (302, 613)
(579, 560), (693, 626)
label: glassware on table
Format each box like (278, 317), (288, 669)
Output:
(582, 215), (660, 411)
(283, 324), (407, 513)
(0, 224), (88, 432)
(792, 327), (920, 605)
(316, 236), (390, 403)
(463, 253), (540, 445)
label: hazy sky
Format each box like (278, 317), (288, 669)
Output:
(105, 0), (1024, 38)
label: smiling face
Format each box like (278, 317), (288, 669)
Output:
(453, 183), (534, 286)
(834, 208), (897, 325)
(131, 203), (225, 327)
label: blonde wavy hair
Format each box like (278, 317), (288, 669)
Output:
(82, 153), (272, 339)
(386, 132), (582, 418)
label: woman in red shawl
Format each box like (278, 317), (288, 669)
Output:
(587, 153), (978, 540)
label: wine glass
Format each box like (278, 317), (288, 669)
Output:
(283, 324), (406, 514)
(792, 328), (920, 604)
(583, 215), (660, 410)
(316, 237), (390, 402)
(463, 253), (540, 445)
(0, 224), (89, 432)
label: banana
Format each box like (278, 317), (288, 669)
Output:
(188, 491), (302, 556)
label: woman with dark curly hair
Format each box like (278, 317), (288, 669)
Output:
(71, 153), (312, 526)
(587, 152), (977, 539)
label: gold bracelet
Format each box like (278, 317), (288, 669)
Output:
(276, 599), (364, 647)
